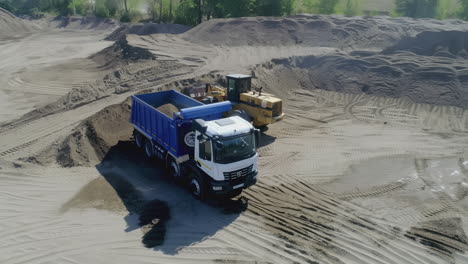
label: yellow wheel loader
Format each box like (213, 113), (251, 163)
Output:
(182, 74), (284, 130)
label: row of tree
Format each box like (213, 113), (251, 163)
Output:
(395, 0), (468, 20)
(0, 0), (296, 23)
(1, 0), (468, 25)
(174, 0), (297, 25)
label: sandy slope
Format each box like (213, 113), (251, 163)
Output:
(0, 13), (119, 124)
(1, 13), (468, 264)
(0, 8), (38, 40)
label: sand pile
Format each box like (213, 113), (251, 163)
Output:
(255, 46), (468, 109)
(182, 15), (468, 49)
(0, 7), (38, 39)
(54, 102), (132, 167)
(106, 23), (190, 41)
(93, 35), (156, 64)
(384, 31), (468, 58)
(156, 103), (181, 117)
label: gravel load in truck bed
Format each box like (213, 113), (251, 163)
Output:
(156, 103), (181, 117)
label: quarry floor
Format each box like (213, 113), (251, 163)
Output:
(1, 16), (468, 264)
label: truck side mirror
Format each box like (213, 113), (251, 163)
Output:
(255, 129), (261, 148)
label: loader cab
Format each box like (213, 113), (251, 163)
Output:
(227, 74), (252, 103)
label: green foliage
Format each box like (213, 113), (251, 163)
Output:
(317, 0), (339, 14)
(103, 0), (122, 17)
(435, 0), (458, 19)
(4, 0), (462, 25)
(0, 0), (16, 13)
(255, 0), (283, 16)
(13, 0), (68, 15)
(221, 0), (253, 17)
(120, 10), (143, 22)
(95, 0), (110, 17)
(395, 0), (439, 18)
(459, 0), (468, 20)
(344, 0), (358, 16)
(172, 0), (295, 24)
(203, 0), (224, 18)
(174, 0), (198, 25)
(298, 0), (315, 13)
(68, 0), (94, 15)
(120, 10), (131, 21)
(147, 0), (158, 21)
(282, 0), (295, 15)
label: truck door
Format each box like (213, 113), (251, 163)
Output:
(195, 136), (215, 177)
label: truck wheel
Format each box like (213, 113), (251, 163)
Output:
(144, 140), (153, 158)
(189, 172), (206, 200)
(134, 130), (144, 148)
(167, 157), (181, 181)
(230, 110), (251, 122)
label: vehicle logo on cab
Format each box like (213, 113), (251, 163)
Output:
(184, 131), (196, 147)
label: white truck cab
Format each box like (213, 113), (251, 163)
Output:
(191, 116), (259, 198)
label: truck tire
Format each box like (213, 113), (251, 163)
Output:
(230, 110), (251, 122)
(167, 156), (181, 182)
(144, 140), (153, 158)
(189, 172), (206, 200)
(134, 130), (144, 148)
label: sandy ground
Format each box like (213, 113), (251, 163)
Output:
(1, 12), (468, 264)
(0, 29), (114, 124)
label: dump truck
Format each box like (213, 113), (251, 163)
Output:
(130, 90), (260, 200)
(183, 74), (284, 131)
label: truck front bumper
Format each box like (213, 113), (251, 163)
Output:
(209, 171), (258, 195)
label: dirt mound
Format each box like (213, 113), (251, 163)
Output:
(55, 102), (132, 167)
(0, 7), (38, 39)
(257, 50), (468, 109)
(92, 35), (156, 64)
(106, 23), (190, 41)
(182, 15), (468, 49)
(384, 31), (468, 58)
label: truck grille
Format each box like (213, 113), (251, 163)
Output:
(223, 165), (253, 184)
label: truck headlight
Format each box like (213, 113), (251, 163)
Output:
(213, 186), (222, 191)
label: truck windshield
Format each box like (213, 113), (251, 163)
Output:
(214, 133), (256, 164)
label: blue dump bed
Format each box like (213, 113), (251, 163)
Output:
(131, 90), (231, 158)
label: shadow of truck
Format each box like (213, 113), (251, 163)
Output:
(93, 140), (246, 254)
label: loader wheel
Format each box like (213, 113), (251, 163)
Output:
(189, 172), (206, 200)
(134, 130), (144, 148)
(257, 125), (268, 132)
(144, 140), (153, 158)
